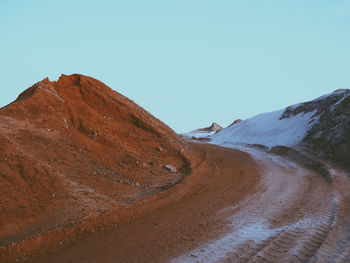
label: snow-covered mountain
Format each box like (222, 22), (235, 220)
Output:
(212, 89), (350, 147)
(186, 89), (350, 171)
(212, 108), (318, 147)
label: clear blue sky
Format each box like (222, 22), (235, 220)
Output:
(1, 1), (349, 132)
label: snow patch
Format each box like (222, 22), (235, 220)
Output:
(172, 221), (277, 263)
(212, 109), (319, 147)
(173, 143), (313, 263)
(182, 131), (216, 139)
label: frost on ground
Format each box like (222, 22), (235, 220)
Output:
(172, 219), (313, 263)
(174, 90), (350, 263)
(172, 143), (323, 263)
(172, 221), (280, 263)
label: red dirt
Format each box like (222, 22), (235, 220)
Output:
(3, 74), (349, 262)
(0, 74), (201, 262)
(33, 143), (260, 263)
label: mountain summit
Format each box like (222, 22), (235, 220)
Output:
(0, 74), (197, 252)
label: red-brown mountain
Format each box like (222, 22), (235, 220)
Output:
(0, 74), (198, 257)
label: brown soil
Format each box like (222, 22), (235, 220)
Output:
(28, 142), (350, 263)
(3, 75), (350, 263)
(0, 74), (200, 262)
(32, 142), (260, 263)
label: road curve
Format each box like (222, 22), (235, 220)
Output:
(32, 142), (350, 263)
(175, 143), (350, 263)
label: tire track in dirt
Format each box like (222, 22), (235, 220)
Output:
(222, 148), (350, 263)
(174, 143), (346, 263)
(255, 169), (350, 263)
(242, 195), (337, 263)
(26, 142), (350, 263)
(310, 168), (350, 263)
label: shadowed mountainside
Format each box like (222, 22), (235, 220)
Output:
(299, 90), (350, 171)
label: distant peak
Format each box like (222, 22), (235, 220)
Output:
(208, 123), (223, 132)
(191, 122), (223, 133)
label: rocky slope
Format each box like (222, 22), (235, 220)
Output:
(0, 74), (198, 254)
(300, 90), (350, 171)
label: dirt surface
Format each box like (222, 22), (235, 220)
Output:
(0, 74), (199, 262)
(30, 141), (350, 263)
(2, 75), (350, 263)
(31, 142), (260, 263)
(175, 143), (350, 263)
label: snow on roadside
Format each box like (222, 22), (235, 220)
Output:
(172, 218), (313, 263)
(211, 109), (319, 148)
(172, 143), (314, 263)
(172, 220), (281, 263)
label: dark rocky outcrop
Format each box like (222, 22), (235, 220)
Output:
(300, 90), (350, 172)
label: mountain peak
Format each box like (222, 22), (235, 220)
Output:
(0, 75), (199, 246)
(204, 122), (223, 132)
